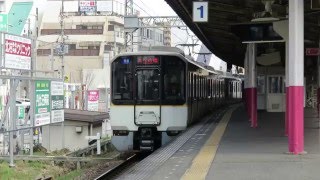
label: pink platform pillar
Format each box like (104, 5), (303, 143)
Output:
(247, 43), (257, 128)
(288, 87), (304, 153)
(287, 0), (304, 154)
(247, 88), (257, 127)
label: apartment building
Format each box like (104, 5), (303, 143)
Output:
(36, 1), (125, 84)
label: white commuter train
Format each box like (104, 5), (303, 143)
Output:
(110, 47), (242, 151)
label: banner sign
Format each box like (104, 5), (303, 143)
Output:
(88, 90), (99, 111)
(51, 81), (64, 123)
(79, 1), (96, 12)
(306, 48), (320, 56)
(4, 34), (32, 70)
(35, 80), (51, 126)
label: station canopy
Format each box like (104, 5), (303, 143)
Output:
(165, 0), (319, 68)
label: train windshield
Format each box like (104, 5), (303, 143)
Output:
(112, 55), (186, 105)
(136, 69), (160, 101)
(112, 57), (134, 102)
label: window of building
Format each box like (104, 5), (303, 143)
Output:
(68, 44), (76, 50)
(76, 25), (87, 29)
(108, 25), (114, 31)
(147, 29), (150, 38)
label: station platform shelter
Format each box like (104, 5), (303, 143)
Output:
(163, 0), (320, 155)
(112, 1), (320, 179)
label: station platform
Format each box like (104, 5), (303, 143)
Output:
(116, 105), (320, 180)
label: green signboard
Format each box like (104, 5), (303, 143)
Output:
(0, 14), (7, 32)
(18, 106), (25, 120)
(35, 80), (51, 126)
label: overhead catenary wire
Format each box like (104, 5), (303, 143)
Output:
(132, 0), (190, 47)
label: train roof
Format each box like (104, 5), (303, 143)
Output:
(111, 49), (242, 81)
(111, 50), (219, 74)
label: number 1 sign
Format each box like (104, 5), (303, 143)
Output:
(193, 1), (208, 22)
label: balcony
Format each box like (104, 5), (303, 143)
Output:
(41, 29), (103, 35)
(37, 49), (100, 56)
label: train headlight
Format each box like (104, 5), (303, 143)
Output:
(113, 130), (129, 136)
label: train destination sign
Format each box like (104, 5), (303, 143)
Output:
(137, 56), (159, 65)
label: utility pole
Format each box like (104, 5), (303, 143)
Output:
(113, 27), (117, 57)
(29, 7), (39, 156)
(124, 0), (134, 52)
(60, 0), (65, 149)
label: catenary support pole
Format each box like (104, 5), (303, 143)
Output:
(9, 80), (18, 167)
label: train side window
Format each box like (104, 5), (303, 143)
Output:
(112, 57), (133, 103)
(202, 77), (204, 98)
(200, 77), (202, 98)
(191, 73), (194, 99)
(208, 79), (210, 98)
(205, 78), (207, 98)
(211, 79), (213, 97)
(203, 77), (205, 98)
(197, 75), (199, 98)
(199, 77), (201, 98)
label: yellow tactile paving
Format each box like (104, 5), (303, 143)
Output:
(181, 106), (237, 180)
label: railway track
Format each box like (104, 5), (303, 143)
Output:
(94, 153), (148, 180)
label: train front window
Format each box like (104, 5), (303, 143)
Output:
(162, 56), (185, 104)
(136, 69), (160, 101)
(112, 57), (133, 103)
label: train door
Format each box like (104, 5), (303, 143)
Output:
(266, 75), (285, 112)
(257, 75), (266, 110)
(134, 68), (161, 125)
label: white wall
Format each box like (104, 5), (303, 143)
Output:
(42, 120), (90, 152)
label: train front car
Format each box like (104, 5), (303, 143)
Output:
(110, 52), (187, 151)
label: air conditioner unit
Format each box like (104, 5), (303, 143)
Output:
(75, 126), (82, 133)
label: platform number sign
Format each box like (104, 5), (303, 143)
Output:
(193, 1), (208, 22)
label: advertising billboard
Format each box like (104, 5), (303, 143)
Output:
(35, 80), (51, 126)
(51, 81), (64, 123)
(88, 90), (99, 111)
(4, 34), (32, 70)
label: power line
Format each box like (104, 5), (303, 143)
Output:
(137, 0), (159, 16)
(133, 0), (188, 46)
(132, 1), (152, 16)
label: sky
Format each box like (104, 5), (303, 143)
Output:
(133, 0), (188, 46)
(134, 0), (228, 71)
(28, 0), (227, 71)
